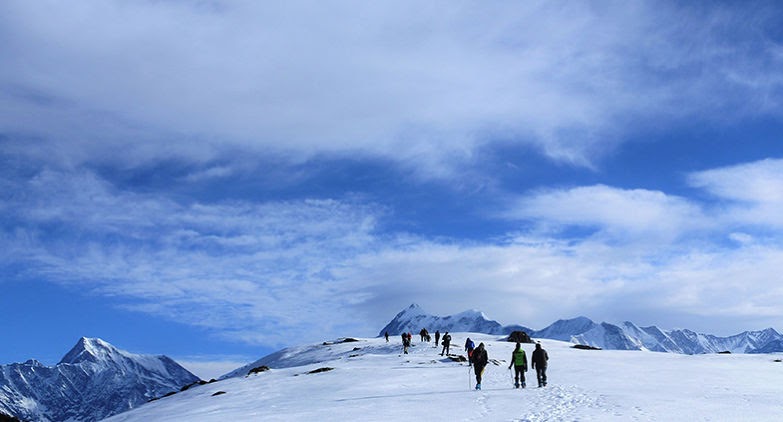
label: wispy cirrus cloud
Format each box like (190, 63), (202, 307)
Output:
(4, 157), (783, 341)
(1, 166), (384, 347)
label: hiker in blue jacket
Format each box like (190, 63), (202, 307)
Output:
(465, 337), (475, 365)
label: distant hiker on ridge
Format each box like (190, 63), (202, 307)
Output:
(440, 332), (451, 356)
(465, 337), (475, 365)
(401, 333), (411, 354)
(434, 330), (441, 348)
(472, 342), (489, 390)
(385, 331), (389, 342)
(508, 342), (528, 388)
(531, 342), (549, 387)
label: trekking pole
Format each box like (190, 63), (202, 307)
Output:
(509, 367), (514, 387)
(468, 365), (472, 390)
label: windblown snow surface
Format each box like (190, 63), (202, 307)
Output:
(104, 334), (783, 421)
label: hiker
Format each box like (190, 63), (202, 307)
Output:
(440, 332), (452, 356)
(385, 331), (389, 342)
(434, 330), (441, 348)
(401, 333), (411, 354)
(420, 328), (428, 342)
(531, 342), (549, 387)
(508, 342), (528, 388)
(472, 342), (489, 390)
(465, 337), (475, 365)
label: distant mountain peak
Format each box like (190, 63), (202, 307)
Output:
(2, 337), (199, 422)
(379, 304), (528, 336)
(59, 336), (121, 365)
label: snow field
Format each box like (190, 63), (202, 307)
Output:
(104, 334), (783, 421)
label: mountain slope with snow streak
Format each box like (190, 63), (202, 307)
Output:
(0, 338), (199, 422)
(105, 333), (783, 421)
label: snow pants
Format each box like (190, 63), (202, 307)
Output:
(474, 364), (486, 384)
(513, 365), (526, 384)
(535, 366), (547, 386)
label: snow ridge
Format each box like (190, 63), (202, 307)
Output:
(380, 304), (783, 354)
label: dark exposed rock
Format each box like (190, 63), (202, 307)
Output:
(572, 344), (602, 350)
(307, 367), (334, 374)
(248, 365), (270, 375)
(446, 355), (467, 363)
(718, 351), (731, 354)
(507, 331), (533, 343)
(0, 413), (22, 422)
(211, 391), (227, 397)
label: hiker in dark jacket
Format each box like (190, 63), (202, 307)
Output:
(401, 333), (411, 354)
(531, 342), (549, 387)
(434, 330), (441, 348)
(507, 342), (528, 388)
(472, 342), (489, 390)
(440, 332), (452, 356)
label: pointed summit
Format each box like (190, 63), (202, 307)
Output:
(58, 337), (121, 365)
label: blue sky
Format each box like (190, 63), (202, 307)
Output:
(2, 1), (783, 378)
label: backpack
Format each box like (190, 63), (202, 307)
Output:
(513, 349), (527, 366)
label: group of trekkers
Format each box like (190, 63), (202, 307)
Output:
(389, 328), (549, 390)
(507, 341), (549, 389)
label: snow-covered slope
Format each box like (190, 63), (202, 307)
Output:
(0, 337), (199, 422)
(104, 333), (783, 421)
(381, 305), (783, 354)
(378, 303), (532, 336)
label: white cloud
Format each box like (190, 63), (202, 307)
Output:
(1, 1), (781, 173)
(688, 158), (783, 228)
(502, 185), (706, 242)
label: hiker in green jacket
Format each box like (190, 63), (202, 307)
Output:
(508, 342), (528, 388)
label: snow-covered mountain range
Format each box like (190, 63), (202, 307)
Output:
(379, 303), (531, 336)
(381, 304), (783, 354)
(0, 337), (199, 422)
